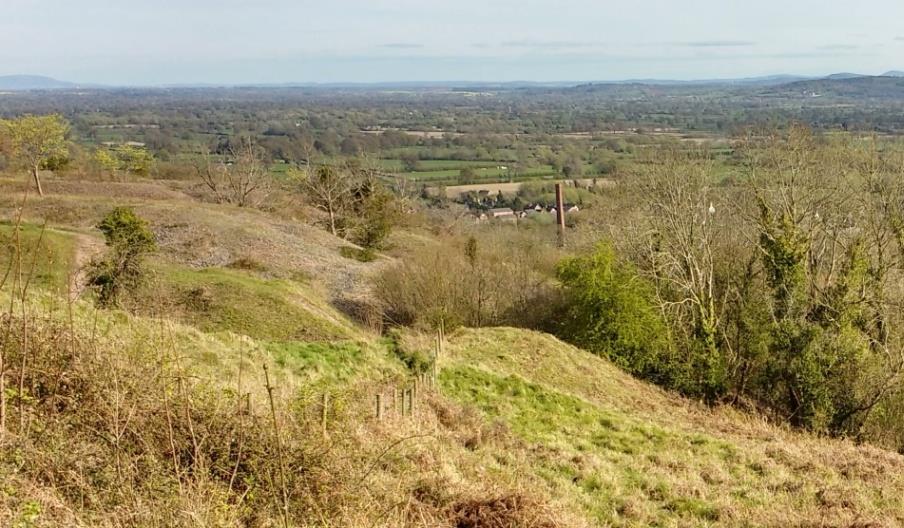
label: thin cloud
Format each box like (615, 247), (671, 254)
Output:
(377, 43), (424, 49)
(896, 36), (904, 41)
(818, 44), (858, 50)
(680, 40), (756, 48)
(499, 39), (596, 49)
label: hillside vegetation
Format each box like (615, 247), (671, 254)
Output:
(2, 176), (904, 528)
(438, 328), (904, 526)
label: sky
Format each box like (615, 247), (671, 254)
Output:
(2, 0), (904, 85)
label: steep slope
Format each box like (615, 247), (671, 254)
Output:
(0, 225), (584, 527)
(5, 177), (904, 526)
(436, 328), (904, 527)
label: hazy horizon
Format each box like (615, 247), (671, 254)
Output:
(4, 0), (904, 85)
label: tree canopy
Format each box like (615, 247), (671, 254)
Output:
(0, 114), (69, 196)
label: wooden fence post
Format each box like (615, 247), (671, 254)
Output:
(321, 393), (328, 437)
(376, 393), (383, 421)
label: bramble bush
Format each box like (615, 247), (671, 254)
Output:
(88, 206), (157, 307)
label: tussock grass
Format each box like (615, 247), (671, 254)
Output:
(437, 327), (904, 526)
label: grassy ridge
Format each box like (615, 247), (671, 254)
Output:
(143, 263), (361, 342)
(438, 328), (904, 526)
(0, 222), (363, 344)
(442, 365), (727, 523)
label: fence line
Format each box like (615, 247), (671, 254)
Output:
(318, 327), (444, 431)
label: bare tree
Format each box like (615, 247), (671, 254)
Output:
(197, 137), (272, 207)
(639, 150), (722, 356)
(299, 165), (351, 236)
(622, 148), (735, 400)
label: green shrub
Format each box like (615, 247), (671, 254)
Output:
(349, 182), (397, 253)
(88, 207), (156, 307)
(556, 243), (675, 386)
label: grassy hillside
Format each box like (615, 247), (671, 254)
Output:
(0, 177), (381, 297)
(140, 263), (362, 341)
(0, 222), (77, 292)
(4, 177), (904, 526)
(436, 328), (904, 527)
(0, 224), (580, 527)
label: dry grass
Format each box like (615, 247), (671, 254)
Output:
(0, 175), (383, 295)
(5, 174), (904, 526)
(0, 206), (578, 527)
(0, 298), (584, 527)
(433, 327), (904, 526)
(0, 175), (389, 333)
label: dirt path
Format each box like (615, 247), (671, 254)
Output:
(69, 232), (105, 301)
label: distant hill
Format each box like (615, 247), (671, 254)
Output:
(883, 71), (904, 78)
(764, 75), (904, 100)
(725, 74), (816, 86)
(570, 74), (814, 89)
(824, 72), (869, 80)
(0, 75), (78, 90)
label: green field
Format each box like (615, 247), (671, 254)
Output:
(399, 165), (556, 183)
(376, 158), (582, 185)
(374, 158), (499, 172)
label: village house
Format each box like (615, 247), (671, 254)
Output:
(489, 207), (515, 219)
(477, 207), (516, 223)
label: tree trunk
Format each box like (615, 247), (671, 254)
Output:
(327, 206), (337, 236)
(31, 166), (44, 197)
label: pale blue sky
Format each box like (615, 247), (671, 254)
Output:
(3, 0), (904, 84)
